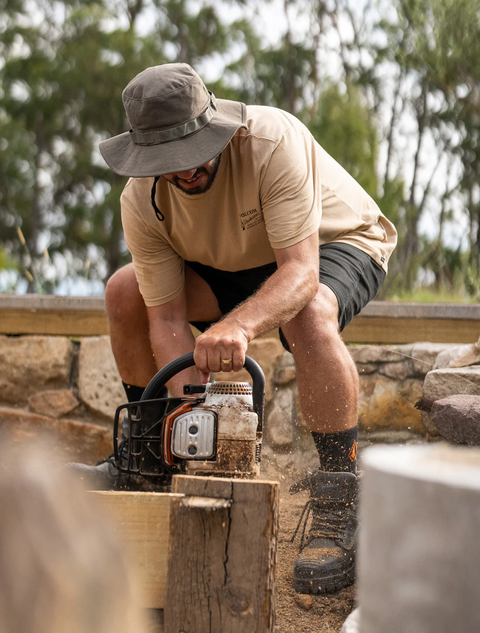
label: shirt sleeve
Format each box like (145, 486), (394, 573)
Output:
(259, 123), (321, 249)
(120, 184), (185, 307)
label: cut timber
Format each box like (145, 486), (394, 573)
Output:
(358, 445), (480, 632)
(164, 475), (279, 633)
(90, 491), (182, 609)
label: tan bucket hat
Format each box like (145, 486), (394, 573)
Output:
(99, 63), (247, 178)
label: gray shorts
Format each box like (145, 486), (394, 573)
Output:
(187, 242), (386, 349)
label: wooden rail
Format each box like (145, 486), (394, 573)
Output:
(0, 294), (479, 343)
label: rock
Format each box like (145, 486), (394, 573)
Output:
(0, 335), (73, 405)
(358, 375), (424, 433)
(410, 343), (450, 377)
(356, 363), (377, 375)
(215, 337), (285, 405)
(0, 406), (111, 465)
(451, 339), (480, 368)
(423, 367), (480, 401)
(260, 443), (318, 479)
(275, 365), (296, 385)
(265, 389), (295, 449)
(78, 336), (125, 421)
(349, 345), (410, 364)
(435, 344), (477, 369)
(278, 350), (295, 367)
(28, 389), (79, 418)
(276, 388), (295, 414)
(294, 594), (313, 610)
(379, 361), (412, 380)
(429, 395), (480, 445)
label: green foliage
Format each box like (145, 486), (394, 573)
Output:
(308, 83), (379, 198)
(1, 0), (480, 300)
(0, 247), (17, 272)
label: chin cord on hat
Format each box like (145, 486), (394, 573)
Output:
(151, 176), (165, 221)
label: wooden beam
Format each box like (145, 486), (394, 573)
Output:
(0, 295), (108, 336)
(1, 295), (479, 343)
(90, 491), (183, 610)
(164, 475), (279, 633)
(342, 317), (480, 344)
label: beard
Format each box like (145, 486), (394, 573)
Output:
(168, 154), (222, 195)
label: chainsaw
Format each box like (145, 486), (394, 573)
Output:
(113, 352), (265, 481)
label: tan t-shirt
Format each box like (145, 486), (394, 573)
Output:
(121, 105), (397, 307)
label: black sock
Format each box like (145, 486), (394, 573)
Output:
(311, 426), (358, 473)
(122, 382), (145, 403)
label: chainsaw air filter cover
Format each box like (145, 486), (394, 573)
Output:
(171, 408), (217, 460)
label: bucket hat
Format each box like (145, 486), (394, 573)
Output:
(99, 63), (247, 177)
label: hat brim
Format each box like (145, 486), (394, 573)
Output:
(99, 99), (247, 178)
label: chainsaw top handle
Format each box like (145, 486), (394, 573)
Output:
(140, 352), (266, 431)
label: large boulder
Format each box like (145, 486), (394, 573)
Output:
(0, 335), (73, 405)
(349, 345), (409, 364)
(434, 344), (475, 370)
(28, 389), (79, 418)
(423, 367), (480, 401)
(410, 343), (453, 377)
(265, 386), (295, 449)
(429, 395), (480, 445)
(78, 336), (125, 421)
(358, 374), (424, 433)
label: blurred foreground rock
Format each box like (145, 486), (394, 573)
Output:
(0, 406), (111, 464)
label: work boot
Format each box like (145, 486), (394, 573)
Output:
(66, 438), (172, 492)
(290, 470), (358, 595)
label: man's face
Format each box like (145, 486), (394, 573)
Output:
(163, 154), (221, 195)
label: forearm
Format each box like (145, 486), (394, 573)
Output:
(148, 317), (203, 396)
(222, 259), (319, 342)
(194, 233), (320, 374)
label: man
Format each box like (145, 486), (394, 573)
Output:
(76, 63), (397, 594)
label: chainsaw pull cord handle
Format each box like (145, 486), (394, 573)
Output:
(140, 352), (266, 432)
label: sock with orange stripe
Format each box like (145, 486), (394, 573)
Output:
(311, 426), (358, 473)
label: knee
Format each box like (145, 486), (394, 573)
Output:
(105, 265), (144, 320)
(284, 284), (339, 342)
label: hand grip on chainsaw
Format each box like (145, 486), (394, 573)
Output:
(141, 352), (266, 431)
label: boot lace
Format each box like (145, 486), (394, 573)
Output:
(290, 499), (348, 552)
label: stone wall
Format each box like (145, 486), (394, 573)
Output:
(0, 334), (473, 464)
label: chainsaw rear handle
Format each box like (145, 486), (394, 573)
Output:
(141, 352), (265, 431)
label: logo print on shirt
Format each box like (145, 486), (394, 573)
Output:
(239, 208), (264, 231)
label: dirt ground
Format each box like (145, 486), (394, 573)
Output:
(270, 467), (355, 633)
